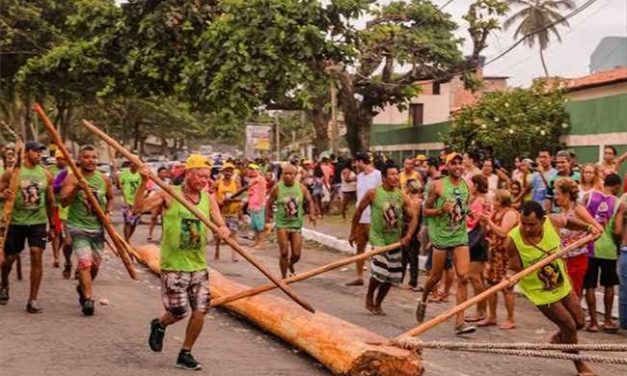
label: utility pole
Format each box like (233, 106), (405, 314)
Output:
(330, 81), (338, 153)
(274, 111), (280, 161)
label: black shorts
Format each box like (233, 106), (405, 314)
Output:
(583, 257), (619, 288)
(470, 240), (489, 262)
(5, 224), (48, 255)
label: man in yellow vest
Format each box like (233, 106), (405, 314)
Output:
(506, 201), (600, 376)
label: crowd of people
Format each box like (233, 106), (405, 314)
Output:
(0, 139), (626, 373)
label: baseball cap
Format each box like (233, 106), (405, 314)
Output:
(221, 162), (235, 170)
(185, 154), (210, 170)
(248, 163), (260, 170)
(415, 154), (427, 161)
(54, 149), (65, 159)
(445, 152), (463, 164)
(25, 141), (46, 151)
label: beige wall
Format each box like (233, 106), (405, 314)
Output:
(374, 81), (451, 125)
(567, 82), (627, 101)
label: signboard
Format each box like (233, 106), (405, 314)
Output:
(245, 123), (272, 158)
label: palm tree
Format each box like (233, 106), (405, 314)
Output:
(504, 0), (576, 76)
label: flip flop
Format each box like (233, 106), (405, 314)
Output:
(477, 319), (497, 327)
(465, 315), (486, 323)
(601, 324), (619, 333)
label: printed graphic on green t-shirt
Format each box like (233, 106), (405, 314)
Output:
(180, 218), (203, 250)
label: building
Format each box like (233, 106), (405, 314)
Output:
(373, 74), (508, 131)
(590, 37), (627, 73)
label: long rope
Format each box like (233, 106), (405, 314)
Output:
(393, 337), (627, 365)
(393, 338), (627, 352)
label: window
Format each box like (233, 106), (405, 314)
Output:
(409, 103), (424, 126)
(432, 82), (441, 95)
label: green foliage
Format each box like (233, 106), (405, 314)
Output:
(444, 80), (570, 166)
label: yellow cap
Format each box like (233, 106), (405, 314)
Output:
(248, 163), (260, 170)
(221, 162), (235, 170)
(54, 149), (65, 159)
(445, 152), (463, 164)
(185, 154), (210, 170)
(415, 154), (427, 161)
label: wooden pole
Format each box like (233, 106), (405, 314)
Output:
(212, 241), (401, 307)
(0, 141), (23, 265)
(81, 119), (315, 313)
(397, 234), (594, 339)
(33, 104), (137, 280)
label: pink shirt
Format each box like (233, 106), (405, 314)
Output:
(248, 175), (267, 211)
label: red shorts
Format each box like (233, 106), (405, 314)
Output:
(565, 253), (588, 298)
(52, 207), (63, 234)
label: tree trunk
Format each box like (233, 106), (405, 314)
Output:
(307, 107), (330, 154)
(540, 48), (549, 77)
(343, 104), (373, 155)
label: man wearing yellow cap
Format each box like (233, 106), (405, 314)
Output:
(49, 149), (68, 269)
(214, 162), (242, 262)
(132, 154), (230, 370)
(417, 152), (475, 335)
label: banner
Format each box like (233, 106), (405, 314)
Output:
(245, 123), (272, 158)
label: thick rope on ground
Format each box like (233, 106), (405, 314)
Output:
(393, 337), (627, 352)
(392, 337), (627, 365)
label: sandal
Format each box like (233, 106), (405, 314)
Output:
(499, 321), (516, 330)
(62, 263), (72, 279)
(601, 323), (619, 333)
(585, 324), (599, 333)
(415, 301), (427, 323)
(477, 318), (497, 327)
(465, 315), (486, 323)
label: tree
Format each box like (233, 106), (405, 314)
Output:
(443, 79), (570, 167)
(184, 0), (507, 154)
(504, 0), (575, 77)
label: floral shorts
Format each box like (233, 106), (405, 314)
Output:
(160, 269), (211, 319)
(67, 226), (104, 270)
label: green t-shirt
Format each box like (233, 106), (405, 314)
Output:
(427, 176), (469, 248)
(369, 186), (404, 246)
(509, 219), (572, 306)
(275, 181), (304, 229)
(12, 165), (49, 226)
(161, 186), (211, 272)
(67, 172), (107, 231)
(119, 168), (141, 205)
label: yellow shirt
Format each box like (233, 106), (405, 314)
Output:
(400, 170), (420, 189)
(216, 178), (241, 216)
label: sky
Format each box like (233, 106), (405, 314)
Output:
(115, 0), (627, 87)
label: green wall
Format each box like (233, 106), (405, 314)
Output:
(566, 94), (627, 135)
(371, 121), (449, 146)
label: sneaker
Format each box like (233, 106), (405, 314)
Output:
(455, 323), (477, 335)
(82, 299), (95, 316)
(26, 300), (43, 314)
(0, 288), (8, 305)
(76, 285), (86, 306)
(176, 350), (202, 371)
(149, 318), (166, 352)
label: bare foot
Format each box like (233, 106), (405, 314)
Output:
(499, 320), (516, 330)
(373, 306), (386, 316)
(365, 301), (376, 314)
(585, 324), (599, 333)
(575, 362), (597, 376)
(548, 331), (561, 344)
(477, 318), (497, 327)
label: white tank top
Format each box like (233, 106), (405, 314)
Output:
(341, 170), (357, 192)
(357, 169), (382, 224)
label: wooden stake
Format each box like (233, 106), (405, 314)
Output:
(34, 104), (137, 280)
(397, 234), (594, 339)
(211, 241), (401, 307)
(0, 141), (23, 265)
(81, 119), (315, 313)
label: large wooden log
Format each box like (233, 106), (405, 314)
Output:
(133, 244), (422, 376)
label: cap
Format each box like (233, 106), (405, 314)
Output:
(25, 141), (46, 152)
(522, 158), (534, 165)
(445, 152), (463, 164)
(221, 162), (235, 170)
(54, 149), (65, 159)
(415, 154), (427, 161)
(248, 163), (260, 170)
(185, 154), (210, 170)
